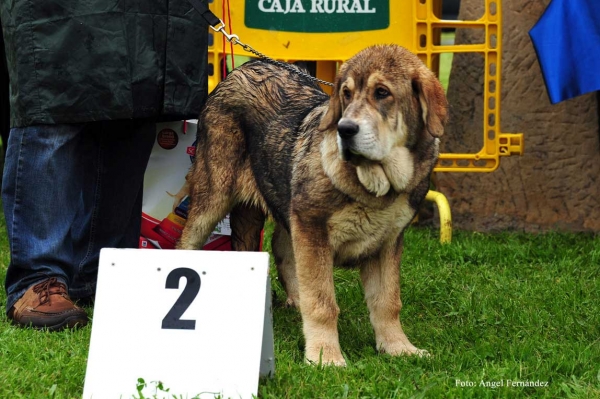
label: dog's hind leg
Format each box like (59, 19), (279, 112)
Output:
(177, 194), (232, 250)
(359, 232), (429, 357)
(177, 159), (235, 250)
(272, 224), (299, 307)
(178, 112), (253, 250)
(230, 204), (265, 251)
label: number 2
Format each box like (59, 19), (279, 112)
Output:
(161, 268), (201, 330)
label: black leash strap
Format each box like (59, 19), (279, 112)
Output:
(188, 0), (221, 27)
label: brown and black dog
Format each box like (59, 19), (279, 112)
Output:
(178, 44), (448, 366)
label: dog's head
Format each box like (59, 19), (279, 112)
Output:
(319, 45), (448, 196)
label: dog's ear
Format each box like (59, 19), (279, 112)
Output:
(319, 83), (343, 131)
(412, 69), (448, 138)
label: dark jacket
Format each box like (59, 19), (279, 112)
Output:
(1, 0), (209, 127)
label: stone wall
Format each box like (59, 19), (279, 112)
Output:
(436, 0), (600, 232)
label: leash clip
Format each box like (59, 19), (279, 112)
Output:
(210, 19), (239, 44)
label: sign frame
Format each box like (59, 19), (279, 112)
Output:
(83, 248), (274, 399)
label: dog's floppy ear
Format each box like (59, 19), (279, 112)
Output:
(319, 81), (343, 131)
(413, 68), (448, 138)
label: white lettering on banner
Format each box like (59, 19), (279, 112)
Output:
(335, 0), (376, 13)
(258, 0), (307, 13)
(363, 0), (376, 13)
(260, 0), (376, 14)
(289, 0), (307, 13)
(324, 0), (336, 13)
(310, 0), (324, 13)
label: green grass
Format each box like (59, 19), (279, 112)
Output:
(438, 32), (455, 92)
(1, 213), (599, 398)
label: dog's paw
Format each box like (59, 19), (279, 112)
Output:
(305, 346), (347, 367)
(356, 163), (391, 197)
(379, 341), (430, 358)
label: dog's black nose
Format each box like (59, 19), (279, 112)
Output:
(337, 120), (359, 139)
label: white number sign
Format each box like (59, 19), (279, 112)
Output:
(83, 248), (274, 399)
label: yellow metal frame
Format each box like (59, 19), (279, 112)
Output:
(205, 0), (525, 241)
(415, 0), (523, 172)
(426, 190), (452, 243)
(207, 1), (523, 173)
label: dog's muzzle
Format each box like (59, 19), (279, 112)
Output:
(338, 119), (364, 164)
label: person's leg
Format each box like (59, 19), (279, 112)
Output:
(68, 119), (156, 300)
(3, 123), (90, 328)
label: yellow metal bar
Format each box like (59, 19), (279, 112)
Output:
(425, 190), (452, 244)
(208, 0), (524, 173)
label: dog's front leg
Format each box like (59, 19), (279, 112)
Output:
(360, 233), (428, 357)
(291, 214), (345, 366)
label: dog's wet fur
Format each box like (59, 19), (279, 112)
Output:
(178, 44), (448, 366)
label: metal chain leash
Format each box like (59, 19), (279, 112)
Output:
(210, 21), (335, 87)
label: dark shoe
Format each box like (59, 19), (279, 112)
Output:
(9, 277), (88, 331)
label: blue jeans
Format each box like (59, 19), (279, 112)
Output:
(3, 120), (156, 313)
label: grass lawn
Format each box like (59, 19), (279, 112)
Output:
(0, 210), (599, 398)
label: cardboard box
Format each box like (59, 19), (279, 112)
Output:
(141, 120), (231, 250)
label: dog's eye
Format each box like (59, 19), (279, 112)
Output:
(343, 88), (352, 101)
(375, 87), (390, 99)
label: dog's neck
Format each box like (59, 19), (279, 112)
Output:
(320, 132), (416, 201)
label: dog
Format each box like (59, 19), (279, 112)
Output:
(178, 44), (448, 366)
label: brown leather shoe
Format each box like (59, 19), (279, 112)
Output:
(9, 277), (88, 331)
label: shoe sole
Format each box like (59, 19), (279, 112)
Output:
(11, 314), (89, 332)
(44, 316), (88, 332)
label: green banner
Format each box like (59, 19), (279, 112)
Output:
(245, 0), (390, 33)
